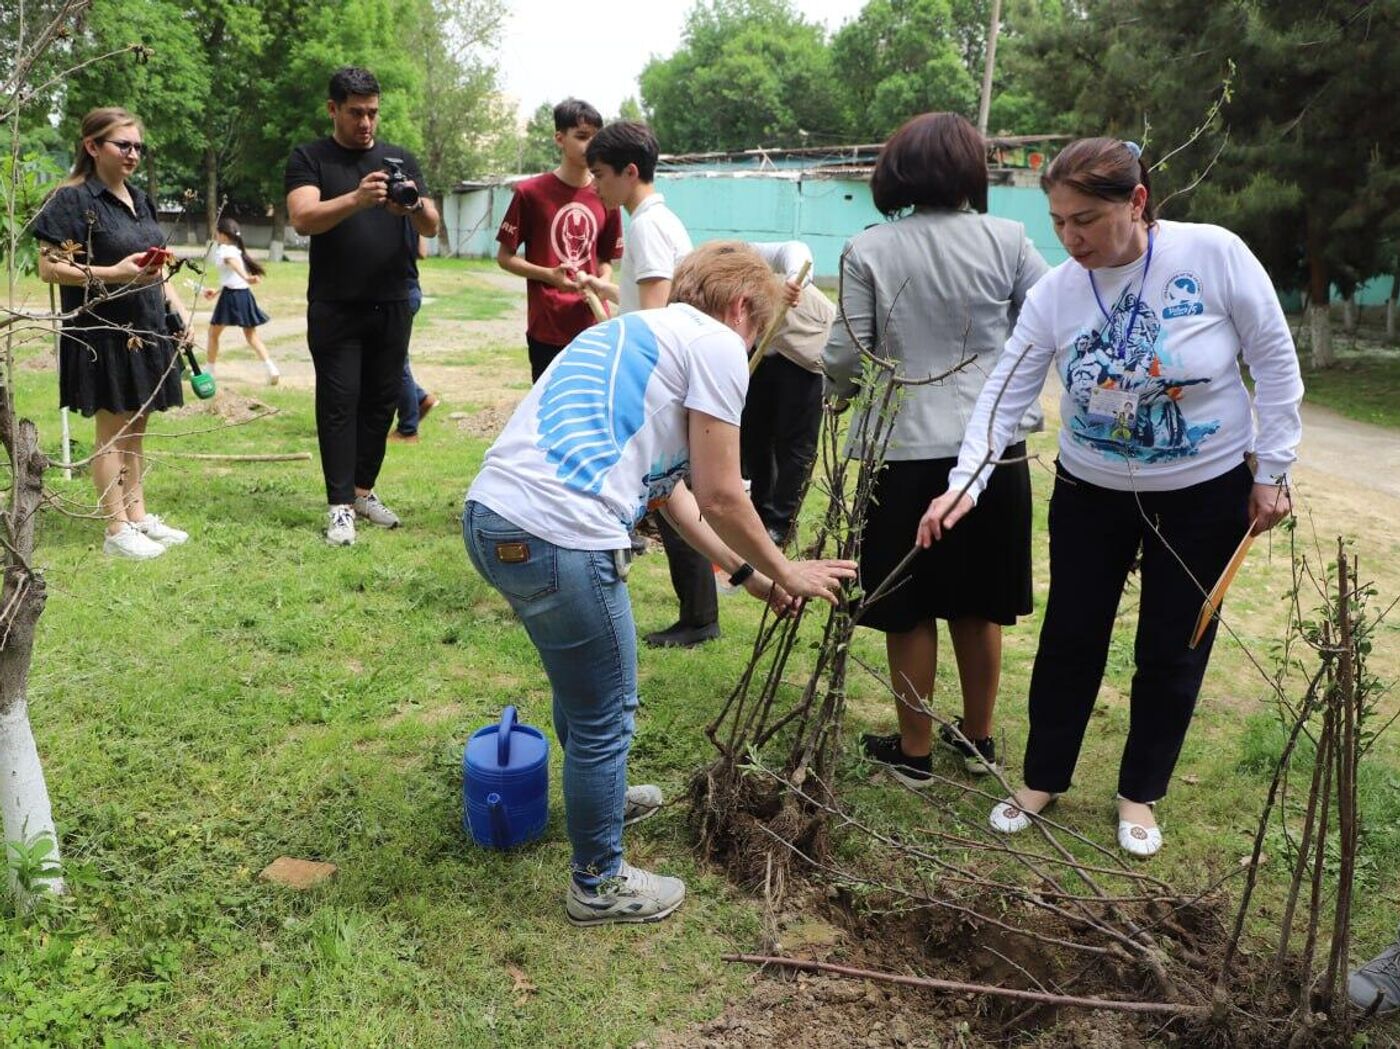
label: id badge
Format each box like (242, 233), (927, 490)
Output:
(1086, 386), (1139, 437)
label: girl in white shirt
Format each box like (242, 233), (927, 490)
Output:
(204, 216), (278, 384)
(920, 138), (1303, 857)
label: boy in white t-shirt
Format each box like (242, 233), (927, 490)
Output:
(578, 123), (719, 649)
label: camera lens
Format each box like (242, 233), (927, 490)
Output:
(390, 180), (419, 208)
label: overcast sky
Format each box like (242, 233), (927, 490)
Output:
(496, 0), (871, 122)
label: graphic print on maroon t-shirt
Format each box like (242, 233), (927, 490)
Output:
(497, 173), (624, 346)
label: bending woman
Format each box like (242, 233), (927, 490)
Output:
(35, 107), (191, 560)
(824, 112), (1048, 785)
(921, 138), (1302, 857)
(464, 242), (856, 925)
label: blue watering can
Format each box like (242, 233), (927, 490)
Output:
(462, 706), (549, 849)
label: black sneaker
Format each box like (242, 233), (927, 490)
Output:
(643, 621), (720, 648)
(938, 718), (1000, 776)
(860, 732), (934, 789)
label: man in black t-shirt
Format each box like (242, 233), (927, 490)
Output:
(285, 66), (441, 546)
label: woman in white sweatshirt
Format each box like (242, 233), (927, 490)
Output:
(919, 138), (1303, 857)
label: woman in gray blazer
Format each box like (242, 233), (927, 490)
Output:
(825, 112), (1048, 786)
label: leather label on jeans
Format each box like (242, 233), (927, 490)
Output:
(495, 541), (530, 563)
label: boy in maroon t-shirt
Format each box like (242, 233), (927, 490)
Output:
(496, 98), (624, 381)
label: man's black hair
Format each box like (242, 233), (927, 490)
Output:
(329, 67), (381, 103)
(554, 98), (603, 132)
(585, 122), (659, 183)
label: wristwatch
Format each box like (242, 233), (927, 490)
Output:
(727, 563), (755, 588)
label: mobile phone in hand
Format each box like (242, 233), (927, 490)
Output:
(136, 247), (173, 268)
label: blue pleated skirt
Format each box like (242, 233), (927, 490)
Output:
(210, 287), (270, 328)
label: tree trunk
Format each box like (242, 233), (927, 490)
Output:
(0, 413), (62, 903)
(1388, 275), (1397, 343)
(434, 194), (451, 256)
(145, 149), (159, 214)
(1341, 291), (1357, 334)
(268, 202), (286, 264)
(1306, 214), (1334, 368)
(976, 0), (1003, 134)
(1308, 303), (1334, 369)
(204, 146), (218, 245)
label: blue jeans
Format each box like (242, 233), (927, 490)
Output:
(462, 500), (637, 889)
(395, 286), (426, 435)
(395, 359), (429, 435)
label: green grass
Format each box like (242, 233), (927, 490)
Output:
(1298, 337), (1400, 429)
(2, 274), (1399, 1046)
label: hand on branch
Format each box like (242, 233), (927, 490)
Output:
(782, 278), (802, 308)
(778, 558), (858, 607)
(547, 263), (581, 291)
(743, 571), (797, 617)
(917, 490), (974, 547)
(1248, 482), (1292, 535)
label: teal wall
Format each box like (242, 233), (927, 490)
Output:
(653, 175), (1069, 277)
(454, 173), (1396, 305)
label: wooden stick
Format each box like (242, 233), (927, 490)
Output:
(1190, 521), (1256, 648)
(582, 286), (608, 323)
(159, 452), (311, 462)
(721, 954), (1210, 1017)
(749, 260), (811, 375)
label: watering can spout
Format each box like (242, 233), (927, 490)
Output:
(486, 793), (510, 848)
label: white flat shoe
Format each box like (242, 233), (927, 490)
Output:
(1118, 819), (1163, 857)
(989, 794), (1058, 834)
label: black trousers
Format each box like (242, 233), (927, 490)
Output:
(1023, 461), (1253, 803)
(307, 300), (413, 505)
(656, 512), (718, 629)
(527, 335), (567, 383)
(740, 355), (822, 535)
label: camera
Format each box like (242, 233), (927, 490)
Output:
(383, 157), (419, 209)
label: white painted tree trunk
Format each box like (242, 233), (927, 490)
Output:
(1, 698), (63, 900)
(1388, 282), (1397, 343)
(1308, 302), (1335, 369)
(0, 416), (63, 906)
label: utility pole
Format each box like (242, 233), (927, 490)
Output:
(977, 0), (1003, 134)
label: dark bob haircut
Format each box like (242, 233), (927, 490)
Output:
(554, 98), (603, 132)
(869, 112), (988, 217)
(1040, 137), (1155, 224)
(329, 67), (380, 103)
(585, 121), (659, 183)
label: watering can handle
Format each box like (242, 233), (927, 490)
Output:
(497, 705), (518, 766)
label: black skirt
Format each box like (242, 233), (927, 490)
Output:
(210, 287), (270, 327)
(58, 328), (184, 418)
(855, 443), (1033, 631)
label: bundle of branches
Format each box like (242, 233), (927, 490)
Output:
(1216, 538), (1393, 1047)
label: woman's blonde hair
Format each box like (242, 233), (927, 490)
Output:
(669, 241), (780, 340)
(61, 107), (143, 188)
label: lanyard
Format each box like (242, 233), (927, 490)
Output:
(1087, 228), (1154, 363)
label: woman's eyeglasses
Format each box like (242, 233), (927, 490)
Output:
(101, 139), (147, 156)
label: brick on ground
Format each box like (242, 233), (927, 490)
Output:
(259, 857), (338, 890)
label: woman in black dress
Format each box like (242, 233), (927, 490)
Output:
(35, 107), (192, 559)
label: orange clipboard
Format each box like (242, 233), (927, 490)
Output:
(1189, 521), (1257, 649)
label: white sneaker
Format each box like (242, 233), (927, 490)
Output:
(623, 784), (663, 826)
(326, 504), (356, 546)
(103, 522), (166, 560)
(565, 861), (686, 926)
(989, 792), (1059, 834)
(353, 492), (400, 528)
(132, 514), (188, 546)
(1118, 820), (1163, 857)
(266, 362), (280, 386)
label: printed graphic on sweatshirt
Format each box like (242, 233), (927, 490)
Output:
(536, 314), (660, 495)
(1064, 286), (1220, 463)
(1162, 271), (1205, 319)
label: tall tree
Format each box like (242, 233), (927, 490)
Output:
(1013, 0), (1400, 367)
(640, 0), (844, 152)
(516, 101), (557, 174)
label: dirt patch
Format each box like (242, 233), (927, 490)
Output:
(453, 401), (522, 439)
(167, 389), (275, 426)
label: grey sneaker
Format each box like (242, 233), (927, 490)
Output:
(1349, 933), (1400, 1016)
(623, 784), (663, 826)
(353, 491), (400, 528)
(326, 504), (356, 546)
(565, 861), (686, 926)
